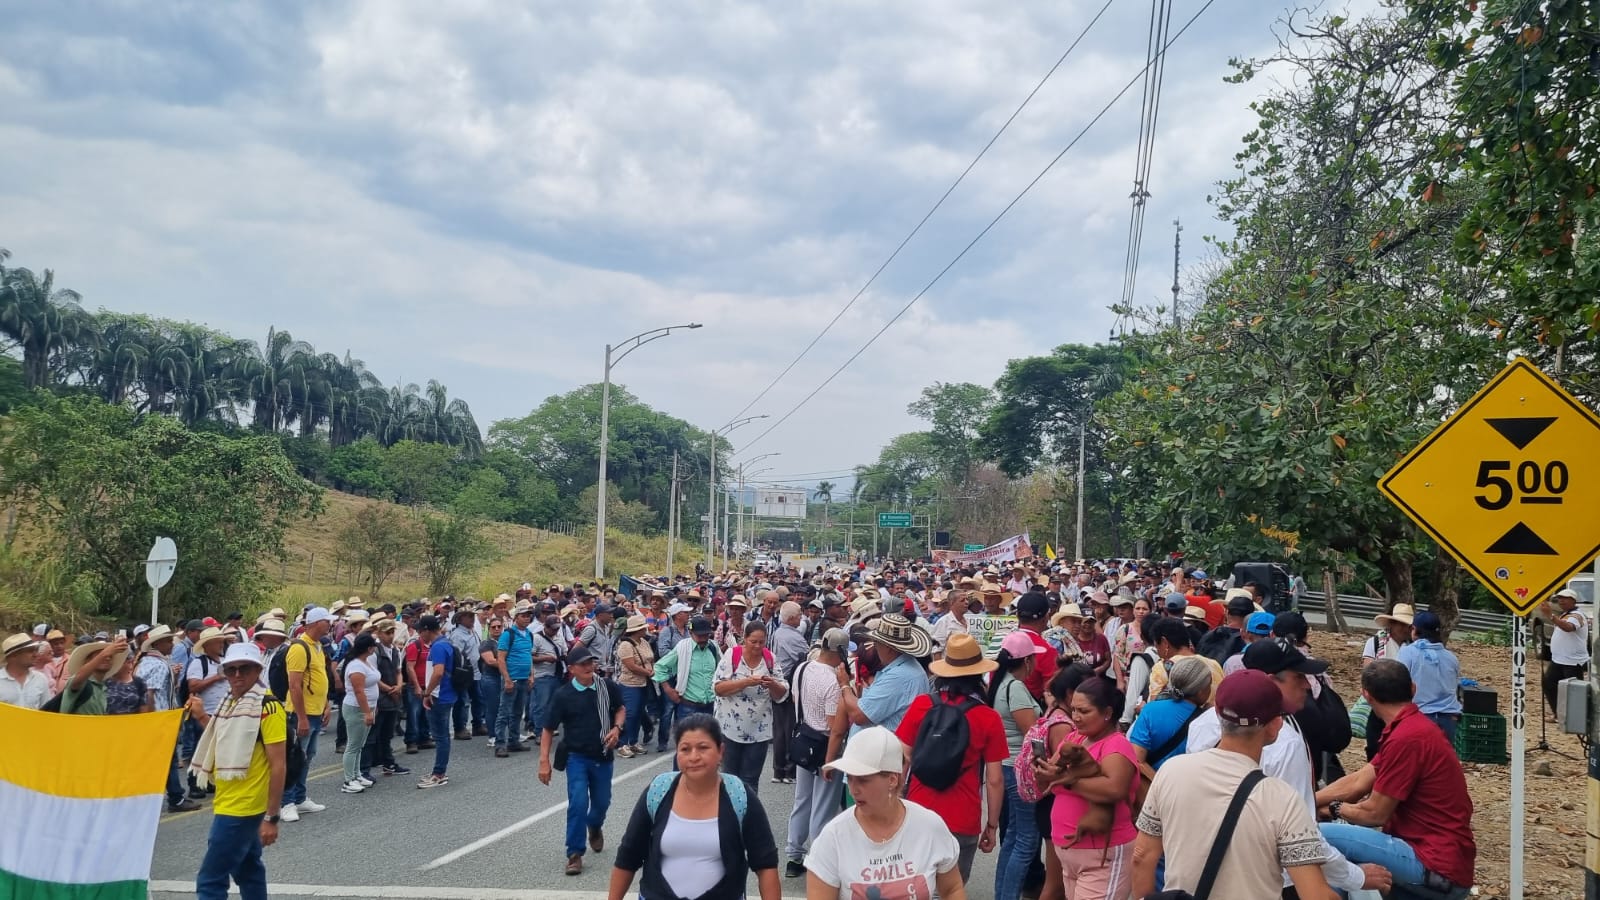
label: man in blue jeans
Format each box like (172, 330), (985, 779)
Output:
(416, 615), (457, 788)
(1316, 659), (1475, 898)
(539, 645), (624, 876)
(529, 613), (568, 736)
(188, 642), (286, 900)
(495, 605), (536, 756)
(281, 607), (333, 822)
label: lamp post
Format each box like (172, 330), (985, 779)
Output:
(594, 323), (702, 580)
(706, 416), (767, 570)
(733, 453), (781, 552)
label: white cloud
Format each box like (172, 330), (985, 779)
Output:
(0, 0), (1306, 480)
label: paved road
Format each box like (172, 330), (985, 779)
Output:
(151, 726), (1006, 899)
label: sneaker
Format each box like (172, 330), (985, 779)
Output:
(279, 803), (300, 823)
(565, 854), (584, 876)
(785, 861), (807, 879)
(487, 737), (496, 748)
(782, 777), (796, 784)
(297, 799), (327, 814)
(335, 743), (347, 754)
(631, 744), (647, 754)
(521, 732), (535, 743)
(382, 764), (411, 776)
(617, 746), (636, 758)
(771, 775), (785, 783)
(416, 774), (447, 789)
(356, 775), (375, 787)
(340, 779), (365, 794)
(167, 798), (202, 813)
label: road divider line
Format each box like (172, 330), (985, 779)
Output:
(419, 755), (673, 871)
(148, 880), (613, 899)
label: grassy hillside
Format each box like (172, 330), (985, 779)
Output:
(270, 490), (676, 613)
(0, 490), (679, 633)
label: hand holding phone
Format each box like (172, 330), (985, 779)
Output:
(1030, 738), (1049, 761)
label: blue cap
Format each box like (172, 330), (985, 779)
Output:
(1245, 611), (1275, 636)
(1190, 569), (1209, 580)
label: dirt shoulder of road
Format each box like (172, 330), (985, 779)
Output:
(1308, 630), (1585, 900)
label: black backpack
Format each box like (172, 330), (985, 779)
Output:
(267, 640), (310, 702)
(909, 693), (979, 791)
(1294, 675), (1353, 757)
(1196, 626), (1243, 666)
(260, 696), (307, 786)
(448, 639), (474, 695)
(177, 656), (211, 705)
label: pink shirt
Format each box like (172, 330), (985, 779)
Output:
(1050, 729), (1139, 849)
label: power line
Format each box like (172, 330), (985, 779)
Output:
(1115, 0), (1176, 334)
(725, 0), (1122, 423)
(738, 0), (1220, 453)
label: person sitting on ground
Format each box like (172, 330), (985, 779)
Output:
(1317, 659), (1475, 899)
(608, 714), (780, 900)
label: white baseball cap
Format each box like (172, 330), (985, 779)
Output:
(221, 642), (265, 669)
(666, 602), (691, 616)
(823, 726), (906, 777)
(304, 606), (334, 625)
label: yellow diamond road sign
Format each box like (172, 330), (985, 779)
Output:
(1379, 358), (1600, 616)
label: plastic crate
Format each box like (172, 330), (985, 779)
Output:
(1454, 714), (1508, 764)
(1457, 712), (1507, 738)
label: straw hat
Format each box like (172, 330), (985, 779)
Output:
(142, 624), (175, 644)
(624, 614), (649, 634)
(1375, 604), (1415, 627)
(195, 626), (228, 651)
(2, 634), (39, 658)
(929, 632), (997, 677)
(66, 640), (127, 677)
(1184, 606), (1209, 623)
(255, 619), (287, 638)
(870, 614), (932, 657)
(1051, 603), (1086, 627)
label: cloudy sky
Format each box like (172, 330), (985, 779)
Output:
(0, 0), (1368, 487)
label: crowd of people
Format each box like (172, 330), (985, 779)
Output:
(0, 554), (1529, 900)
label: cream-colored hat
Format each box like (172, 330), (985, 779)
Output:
(2, 634), (39, 658)
(1375, 603), (1415, 627)
(66, 641), (127, 677)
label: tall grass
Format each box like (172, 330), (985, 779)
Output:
(0, 546), (104, 634)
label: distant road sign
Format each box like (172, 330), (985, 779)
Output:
(1379, 358), (1600, 616)
(878, 512), (913, 529)
(964, 543), (985, 552)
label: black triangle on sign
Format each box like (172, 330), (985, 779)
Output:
(1485, 522), (1558, 555)
(1485, 416), (1557, 450)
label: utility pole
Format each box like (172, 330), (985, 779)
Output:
(666, 451), (679, 576)
(1054, 499), (1061, 553)
(1171, 219), (1183, 329)
(1075, 425), (1087, 561)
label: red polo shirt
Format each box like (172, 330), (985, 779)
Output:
(1020, 626), (1057, 700)
(1372, 703), (1476, 887)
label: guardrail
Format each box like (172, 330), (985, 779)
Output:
(1299, 591), (1509, 633)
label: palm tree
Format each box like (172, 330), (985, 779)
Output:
(307, 351), (382, 447)
(0, 265), (96, 389)
(238, 327), (316, 433)
(369, 381), (423, 446)
(80, 313), (152, 406)
(815, 480), (835, 524)
(416, 379), (482, 455)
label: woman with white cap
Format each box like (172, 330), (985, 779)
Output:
(803, 726), (966, 900)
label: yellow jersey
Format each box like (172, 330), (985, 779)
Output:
(283, 634), (328, 716)
(212, 696), (288, 817)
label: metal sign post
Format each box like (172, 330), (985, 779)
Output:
(1511, 613), (1527, 898)
(1377, 358), (1600, 900)
(144, 536), (177, 626)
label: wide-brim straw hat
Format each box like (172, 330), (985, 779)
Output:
(870, 614), (932, 657)
(143, 624), (175, 644)
(1051, 603), (1086, 626)
(1375, 603), (1416, 627)
(195, 626), (228, 651)
(625, 614), (649, 633)
(929, 632), (997, 677)
(66, 640), (127, 677)
(2, 634), (39, 658)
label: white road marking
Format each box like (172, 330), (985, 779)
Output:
(149, 881), (611, 899)
(419, 754), (673, 871)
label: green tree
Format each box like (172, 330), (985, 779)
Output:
(418, 513), (497, 595)
(333, 503), (420, 597)
(0, 396), (322, 620)
(576, 481), (658, 533)
(1101, 7), (1507, 613)
(327, 437), (391, 497)
(1409, 0), (1600, 349)
(239, 326), (315, 433)
(853, 433), (942, 505)
(381, 439), (459, 506)
(452, 467), (514, 520)
(906, 382), (995, 482)
(0, 263), (96, 389)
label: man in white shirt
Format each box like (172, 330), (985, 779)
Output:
(1186, 640), (1390, 895)
(1543, 588), (1590, 720)
(0, 634), (51, 709)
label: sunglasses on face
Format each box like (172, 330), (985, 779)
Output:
(222, 666), (257, 677)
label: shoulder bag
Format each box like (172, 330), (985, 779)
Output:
(1142, 769), (1265, 900)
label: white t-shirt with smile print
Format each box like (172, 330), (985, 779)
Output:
(806, 800), (959, 900)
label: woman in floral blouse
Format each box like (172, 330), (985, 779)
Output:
(1112, 597), (1151, 693)
(712, 622), (788, 790)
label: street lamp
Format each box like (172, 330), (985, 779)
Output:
(594, 323), (703, 580)
(733, 453), (781, 552)
(706, 416), (767, 570)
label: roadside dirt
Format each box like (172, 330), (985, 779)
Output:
(1308, 631), (1586, 900)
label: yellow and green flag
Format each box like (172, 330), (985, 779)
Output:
(0, 703), (182, 899)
